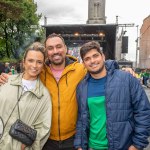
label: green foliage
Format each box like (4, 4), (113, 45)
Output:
(0, 0), (42, 59)
(0, 0), (22, 22)
(0, 58), (18, 63)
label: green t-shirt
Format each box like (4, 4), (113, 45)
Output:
(88, 76), (108, 150)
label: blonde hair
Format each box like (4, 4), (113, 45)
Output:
(23, 42), (45, 60)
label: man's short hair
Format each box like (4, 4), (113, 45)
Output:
(44, 33), (65, 46)
(80, 41), (102, 60)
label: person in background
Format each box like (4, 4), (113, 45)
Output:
(4, 62), (11, 74)
(142, 69), (150, 87)
(16, 61), (23, 73)
(74, 41), (150, 150)
(0, 62), (5, 74)
(10, 65), (15, 74)
(0, 42), (52, 150)
(0, 34), (136, 150)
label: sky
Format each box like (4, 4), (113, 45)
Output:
(34, 0), (150, 61)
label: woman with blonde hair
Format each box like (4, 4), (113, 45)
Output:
(0, 42), (52, 150)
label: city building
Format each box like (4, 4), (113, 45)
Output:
(139, 15), (150, 68)
(87, 0), (106, 24)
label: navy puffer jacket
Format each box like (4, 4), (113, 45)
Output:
(74, 60), (150, 150)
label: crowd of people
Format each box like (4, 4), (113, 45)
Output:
(139, 69), (150, 88)
(0, 34), (150, 150)
(0, 61), (23, 75)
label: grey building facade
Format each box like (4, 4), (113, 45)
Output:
(87, 0), (106, 24)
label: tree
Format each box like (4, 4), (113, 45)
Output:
(0, 0), (41, 59)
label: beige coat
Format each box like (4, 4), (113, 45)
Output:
(0, 74), (52, 150)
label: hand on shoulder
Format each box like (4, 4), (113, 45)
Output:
(122, 67), (136, 77)
(0, 73), (9, 85)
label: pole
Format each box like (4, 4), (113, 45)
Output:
(135, 25), (139, 68)
(44, 16), (47, 26)
(116, 16), (118, 24)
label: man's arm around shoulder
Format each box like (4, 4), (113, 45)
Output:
(0, 73), (9, 85)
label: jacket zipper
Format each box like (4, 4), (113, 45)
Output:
(50, 74), (62, 141)
(57, 83), (61, 141)
(50, 76), (61, 141)
(47, 68), (74, 141)
(45, 70), (61, 140)
(57, 71), (73, 141)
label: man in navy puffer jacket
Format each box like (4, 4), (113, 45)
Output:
(74, 41), (150, 150)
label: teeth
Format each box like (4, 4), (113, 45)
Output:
(91, 64), (98, 67)
(53, 55), (60, 59)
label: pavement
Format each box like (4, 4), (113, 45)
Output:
(143, 87), (150, 150)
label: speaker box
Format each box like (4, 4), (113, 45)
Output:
(122, 36), (128, 53)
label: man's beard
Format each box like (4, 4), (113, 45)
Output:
(88, 63), (105, 75)
(50, 54), (65, 65)
(51, 59), (64, 65)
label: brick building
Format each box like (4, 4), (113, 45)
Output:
(139, 15), (150, 68)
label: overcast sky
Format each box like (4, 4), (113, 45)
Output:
(34, 0), (150, 61)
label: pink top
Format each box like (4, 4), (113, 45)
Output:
(50, 65), (64, 82)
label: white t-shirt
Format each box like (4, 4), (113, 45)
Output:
(22, 79), (37, 91)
